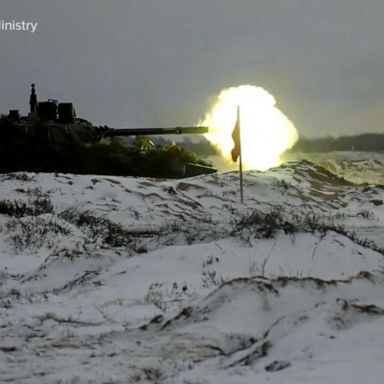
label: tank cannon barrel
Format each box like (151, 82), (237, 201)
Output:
(104, 126), (209, 137)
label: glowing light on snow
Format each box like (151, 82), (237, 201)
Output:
(201, 85), (299, 171)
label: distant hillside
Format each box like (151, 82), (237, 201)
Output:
(288, 133), (384, 153)
(153, 132), (384, 156)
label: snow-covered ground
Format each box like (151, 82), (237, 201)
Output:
(0, 158), (383, 383)
(284, 151), (384, 185)
(211, 150), (384, 185)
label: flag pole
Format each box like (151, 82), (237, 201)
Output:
(237, 106), (244, 204)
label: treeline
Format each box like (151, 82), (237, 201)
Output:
(289, 133), (384, 153)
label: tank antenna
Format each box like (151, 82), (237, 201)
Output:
(29, 83), (37, 115)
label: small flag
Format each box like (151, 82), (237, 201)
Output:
(231, 106), (244, 203)
(231, 106), (241, 162)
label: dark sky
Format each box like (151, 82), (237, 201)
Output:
(1, 0), (384, 137)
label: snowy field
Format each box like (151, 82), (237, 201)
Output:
(284, 151), (384, 186)
(0, 156), (383, 383)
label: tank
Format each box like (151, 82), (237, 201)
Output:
(0, 84), (217, 177)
